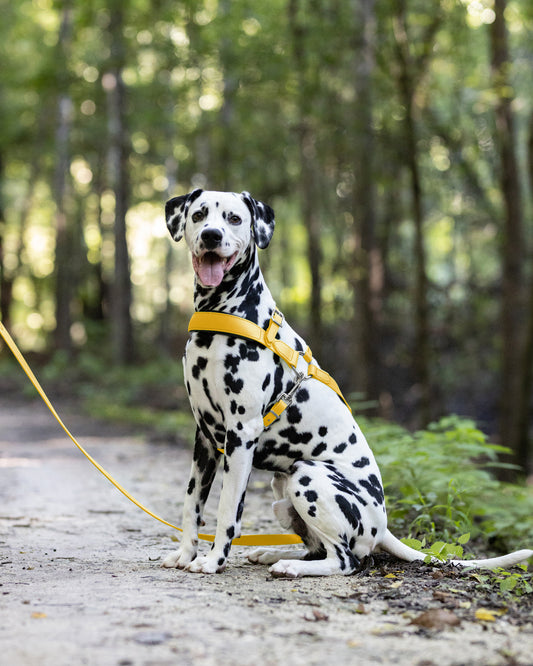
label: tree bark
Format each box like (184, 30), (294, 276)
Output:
(53, 2), (74, 352)
(0, 152), (10, 327)
(105, 3), (134, 364)
(514, 111), (533, 476)
(490, 0), (525, 468)
(288, 0), (323, 353)
(351, 0), (381, 403)
(393, 2), (433, 425)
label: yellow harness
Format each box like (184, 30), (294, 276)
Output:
(188, 308), (352, 430)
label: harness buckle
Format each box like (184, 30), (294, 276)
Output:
(271, 308), (284, 327)
(263, 372), (308, 430)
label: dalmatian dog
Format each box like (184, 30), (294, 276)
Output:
(161, 189), (533, 577)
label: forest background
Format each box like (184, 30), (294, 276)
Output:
(1, 0), (533, 483)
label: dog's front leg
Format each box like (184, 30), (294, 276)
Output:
(162, 428), (220, 569)
(186, 424), (259, 574)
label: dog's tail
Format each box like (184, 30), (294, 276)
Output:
(380, 530), (533, 569)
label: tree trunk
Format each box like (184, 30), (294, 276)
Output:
(351, 0), (381, 403)
(393, 2), (432, 425)
(490, 0), (525, 467)
(0, 151), (10, 327)
(53, 2), (74, 352)
(105, 3), (134, 364)
(515, 111), (533, 476)
(288, 0), (323, 353)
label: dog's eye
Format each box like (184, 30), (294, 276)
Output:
(229, 214), (242, 225)
(192, 211), (205, 223)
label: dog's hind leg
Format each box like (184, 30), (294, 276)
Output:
(248, 472), (310, 565)
(266, 460), (376, 577)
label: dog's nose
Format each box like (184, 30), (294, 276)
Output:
(201, 228), (223, 250)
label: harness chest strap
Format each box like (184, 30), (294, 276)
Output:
(188, 309), (352, 431)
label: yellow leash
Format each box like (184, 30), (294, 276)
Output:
(0, 319), (301, 547)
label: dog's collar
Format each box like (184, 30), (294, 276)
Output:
(188, 308), (352, 436)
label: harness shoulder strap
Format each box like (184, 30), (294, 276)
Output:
(188, 310), (352, 429)
(189, 311), (300, 369)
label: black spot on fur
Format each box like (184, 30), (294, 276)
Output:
(236, 491), (246, 522)
(371, 527), (378, 537)
(287, 405), (302, 424)
(262, 374), (271, 391)
(318, 426), (328, 437)
(353, 456), (370, 468)
(279, 426), (313, 445)
(187, 478), (196, 495)
(227, 526), (235, 539)
(295, 388), (309, 403)
(224, 354), (241, 373)
(360, 474), (385, 505)
(335, 494), (362, 530)
(224, 372), (244, 394)
(334, 443), (347, 454)
(304, 490), (318, 503)
(311, 442), (327, 457)
(349, 432), (357, 444)
(194, 332), (214, 349)
(225, 429), (242, 456)
(299, 476), (311, 486)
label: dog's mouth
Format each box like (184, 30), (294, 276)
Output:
(192, 251), (238, 287)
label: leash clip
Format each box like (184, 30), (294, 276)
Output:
(263, 371), (308, 430)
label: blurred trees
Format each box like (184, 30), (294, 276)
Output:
(1, 0), (533, 474)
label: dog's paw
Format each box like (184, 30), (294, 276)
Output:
(248, 548), (282, 565)
(161, 546), (196, 569)
(185, 555), (226, 574)
(269, 560), (302, 578)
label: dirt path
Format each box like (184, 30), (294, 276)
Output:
(1, 397), (532, 666)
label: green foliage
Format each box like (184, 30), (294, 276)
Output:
(401, 532), (471, 562)
(470, 566), (533, 599)
(362, 414), (533, 552)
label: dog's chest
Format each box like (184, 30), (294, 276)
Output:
(184, 331), (382, 482)
(184, 332), (276, 443)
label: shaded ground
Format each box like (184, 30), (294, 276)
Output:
(1, 396), (532, 666)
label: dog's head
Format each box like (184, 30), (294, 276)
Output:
(165, 190), (275, 288)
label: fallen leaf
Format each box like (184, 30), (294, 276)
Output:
(390, 580), (403, 589)
(31, 612), (47, 619)
(475, 608), (506, 622)
(384, 573), (397, 579)
(303, 609), (329, 622)
(411, 609), (461, 630)
(347, 640), (361, 648)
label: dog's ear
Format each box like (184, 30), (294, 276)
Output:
(241, 191), (275, 249)
(165, 189), (203, 242)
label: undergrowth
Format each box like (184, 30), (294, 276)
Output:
(361, 414), (533, 555)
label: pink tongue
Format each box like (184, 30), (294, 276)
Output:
(197, 253), (225, 287)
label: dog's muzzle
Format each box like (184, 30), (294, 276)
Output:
(201, 228), (223, 251)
